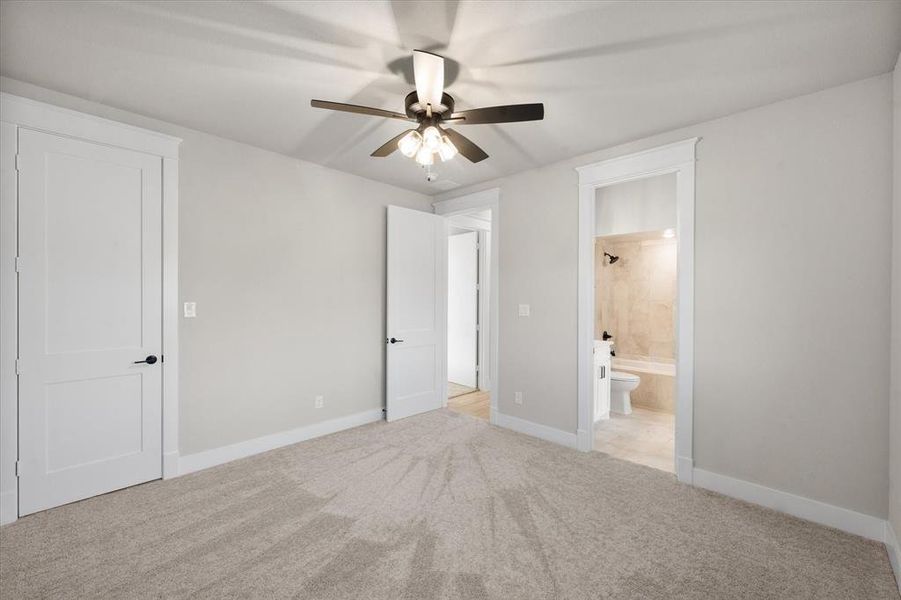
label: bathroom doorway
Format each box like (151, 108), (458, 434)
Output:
(577, 140), (697, 482)
(594, 223), (678, 473)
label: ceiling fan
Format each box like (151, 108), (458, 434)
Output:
(311, 50), (544, 178)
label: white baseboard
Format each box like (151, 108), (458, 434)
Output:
(692, 467), (886, 542)
(885, 521), (901, 591)
(178, 409), (384, 476)
(0, 489), (16, 525)
(162, 451), (179, 479)
(676, 455), (693, 484)
(577, 428), (592, 452)
(495, 412), (579, 449)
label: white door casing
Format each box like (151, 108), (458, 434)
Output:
(17, 129), (164, 515)
(432, 189), (500, 424)
(576, 138), (697, 481)
(386, 205), (447, 421)
(476, 230), (491, 392)
(447, 231), (478, 388)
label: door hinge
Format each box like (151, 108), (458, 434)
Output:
(15, 461), (21, 477)
(15, 154), (22, 172)
(15, 256), (22, 273)
(475, 365), (480, 373)
(15, 359), (22, 375)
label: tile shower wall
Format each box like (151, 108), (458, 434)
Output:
(595, 235), (677, 412)
(628, 372), (675, 413)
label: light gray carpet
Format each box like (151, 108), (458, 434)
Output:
(1, 409), (897, 599)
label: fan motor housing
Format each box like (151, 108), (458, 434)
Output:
(405, 91), (455, 119)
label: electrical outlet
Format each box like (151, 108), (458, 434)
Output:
(518, 304), (530, 317)
(514, 391), (523, 405)
(315, 395), (324, 409)
(183, 302), (197, 318)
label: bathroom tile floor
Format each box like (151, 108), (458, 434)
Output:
(594, 408), (675, 473)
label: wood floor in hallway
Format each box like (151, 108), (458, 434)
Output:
(447, 389), (490, 421)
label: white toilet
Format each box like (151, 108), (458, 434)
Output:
(610, 371), (640, 415)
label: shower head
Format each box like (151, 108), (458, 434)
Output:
(604, 252), (619, 264)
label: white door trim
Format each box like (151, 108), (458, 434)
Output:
(0, 93), (181, 524)
(433, 189), (500, 424)
(476, 229), (490, 392)
(576, 139), (698, 483)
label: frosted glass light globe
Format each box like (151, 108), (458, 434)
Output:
(437, 136), (458, 162)
(415, 145), (434, 166)
(422, 126), (442, 152)
(397, 130), (422, 158)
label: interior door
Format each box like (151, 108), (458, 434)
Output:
(386, 205), (447, 421)
(447, 231), (478, 388)
(17, 128), (163, 515)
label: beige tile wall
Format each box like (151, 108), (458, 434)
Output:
(595, 236), (676, 360)
(596, 234), (677, 413)
(627, 371), (675, 413)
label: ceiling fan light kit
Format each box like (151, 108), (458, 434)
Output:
(398, 130), (421, 158)
(437, 136), (458, 161)
(311, 49), (544, 181)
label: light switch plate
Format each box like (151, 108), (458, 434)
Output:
(183, 302), (196, 318)
(514, 391), (523, 405)
(518, 304), (530, 317)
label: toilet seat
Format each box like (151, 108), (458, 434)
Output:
(611, 371), (639, 383)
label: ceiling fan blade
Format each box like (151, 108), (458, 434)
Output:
(450, 103), (544, 125)
(413, 50), (445, 110)
(370, 129), (414, 157)
(310, 100), (413, 121)
(443, 128), (488, 163)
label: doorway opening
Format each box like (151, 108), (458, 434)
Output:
(446, 209), (491, 421)
(433, 189), (500, 425)
(592, 174), (678, 472)
(577, 139), (697, 483)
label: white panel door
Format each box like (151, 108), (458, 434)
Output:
(386, 205), (447, 421)
(17, 129), (163, 516)
(447, 231), (478, 388)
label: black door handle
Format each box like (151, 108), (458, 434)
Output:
(388, 338), (404, 344)
(134, 355), (158, 365)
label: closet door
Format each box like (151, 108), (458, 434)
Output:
(17, 128), (163, 515)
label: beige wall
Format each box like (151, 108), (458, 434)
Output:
(436, 74), (893, 518)
(890, 54), (901, 538)
(595, 233), (677, 414)
(595, 236), (677, 363)
(627, 372), (675, 414)
(0, 77), (433, 457)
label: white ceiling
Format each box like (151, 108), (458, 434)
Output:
(1, 1), (899, 195)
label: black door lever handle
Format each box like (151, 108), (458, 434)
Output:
(388, 338), (404, 344)
(134, 355), (158, 365)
